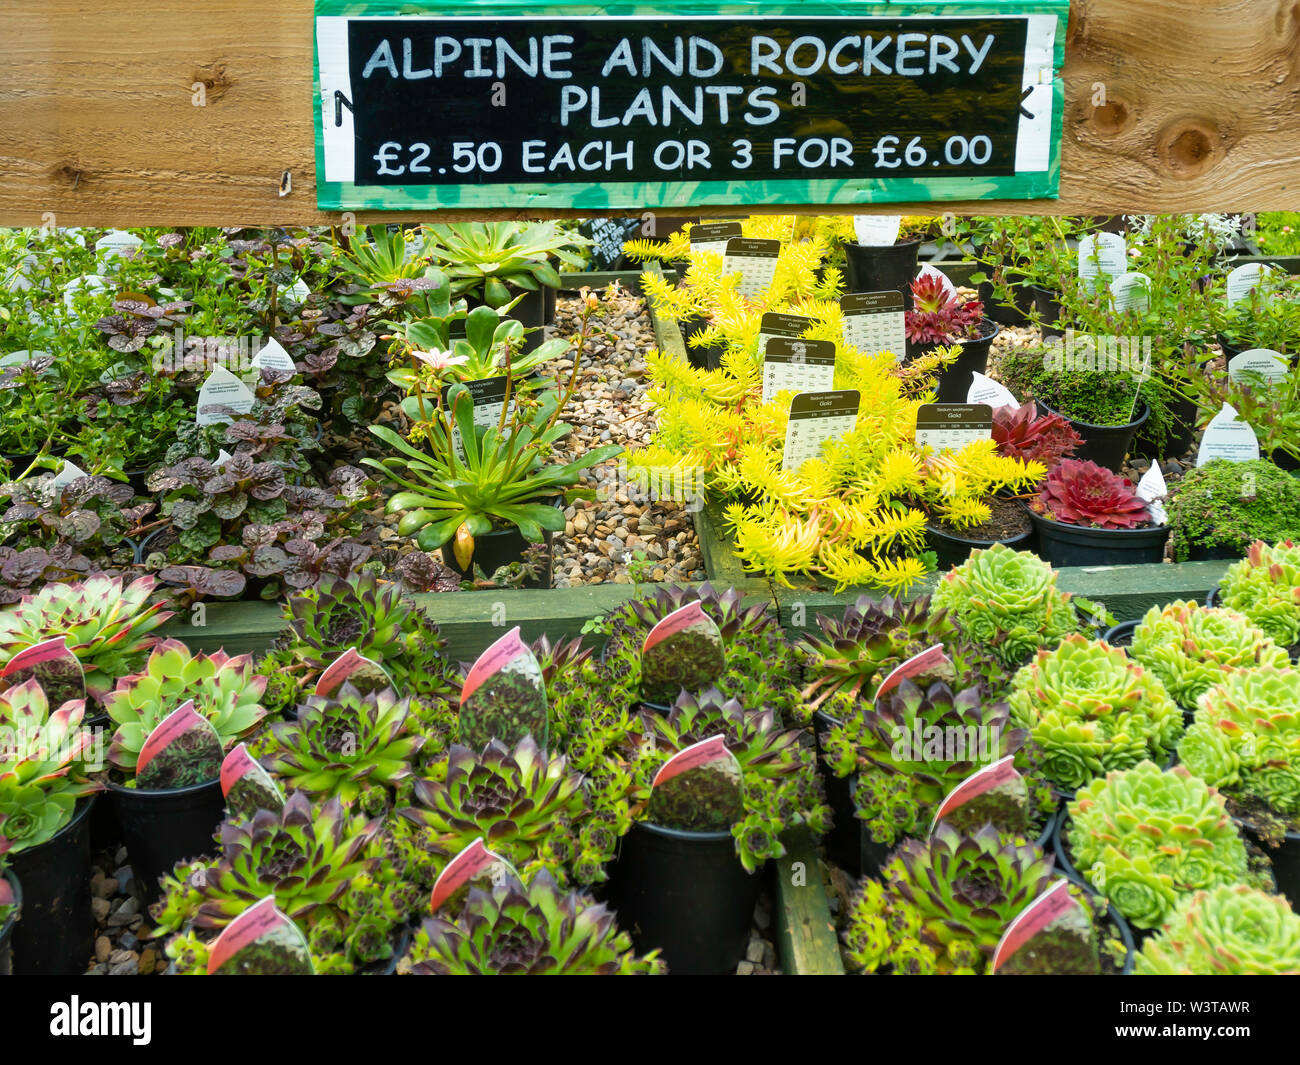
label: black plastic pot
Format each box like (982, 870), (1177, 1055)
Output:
(1246, 826), (1300, 909)
(924, 517), (1034, 570)
(1030, 285), (1065, 340)
(843, 239), (922, 309)
(441, 520), (554, 589)
(1185, 540), (1247, 562)
(0, 868), (20, 976)
(812, 708), (860, 872)
(1103, 619), (1137, 647)
(108, 777), (225, 905)
(9, 795), (96, 974)
(543, 281), (557, 327)
(1034, 399), (1148, 474)
(605, 820), (760, 974)
(977, 270), (1037, 327)
(921, 319), (1001, 403)
(1028, 507), (1169, 569)
(84, 713), (120, 854)
(1058, 865), (1138, 974)
(675, 312), (712, 370)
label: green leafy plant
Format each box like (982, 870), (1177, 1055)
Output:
(421, 222), (587, 307)
(0, 575), (172, 700)
(0, 473), (146, 564)
(401, 867), (663, 975)
(1135, 885), (1300, 975)
(1216, 539), (1300, 652)
(390, 303), (570, 388)
(931, 545), (1098, 667)
(1067, 761), (1249, 929)
(1007, 635), (1183, 790)
(1167, 460), (1300, 562)
(0, 679), (100, 852)
(1129, 600), (1290, 712)
(103, 639), (267, 773)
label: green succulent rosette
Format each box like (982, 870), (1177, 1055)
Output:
(1067, 761), (1249, 930)
(1129, 600), (1290, 712)
(1179, 664), (1300, 816)
(1217, 539), (1300, 652)
(1008, 635), (1183, 791)
(1135, 885), (1300, 975)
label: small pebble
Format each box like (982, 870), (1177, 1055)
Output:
(94, 936), (112, 963)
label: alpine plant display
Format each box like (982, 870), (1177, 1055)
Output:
(1135, 885), (1300, 975)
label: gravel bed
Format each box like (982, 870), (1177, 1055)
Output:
(84, 847), (161, 976)
(737, 887), (782, 975)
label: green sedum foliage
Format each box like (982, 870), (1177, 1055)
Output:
(1135, 885), (1300, 975)
(1068, 762), (1249, 929)
(1217, 539), (1300, 652)
(1008, 635), (1183, 790)
(1167, 460), (1300, 563)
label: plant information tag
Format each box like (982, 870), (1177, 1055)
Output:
(1077, 232), (1127, 280)
(992, 879), (1099, 975)
(929, 754), (1029, 835)
(841, 291), (906, 359)
(1196, 402), (1261, 466)
(221, 742), (286, 821)
(756, 311), (814, 358)
(431, 839), (520, 913)
(207, 896), (315, 975)
(0, 636), (85, 707)
(315, 647), (396, 698)
(196, 365), (256, 426)
(916, 264), (959, 304)
(50, 459), (89, 490)
(916, 403), (994, 451)
(640, 600), (726, 705)
(967, 371), (1018, 409)
(875, 644), (951, 701)
(1109, 271), (1151, 313)
(94, 230), (143, 260)
(852, 215), (902, 247)
(1134, 462), (1168, 526)
(136, 700), (225, 791)
(761, 337), (836, 403)
(1225, 262), (1277, 306)
(782, 390), (860, 471)
(1227, 349), (1289, 388)
(459, 626), (548, 751)
(441, 376), (517, 460)
(250, 337), (298, 373)
(689, 221), (743, 258)
(647, 734), (744, 832)
(722, 238), (780, 299)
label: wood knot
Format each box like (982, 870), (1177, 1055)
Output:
(1090, 100), (1132, 137)
(192, 61), (232, 102)
(54, 164), (84, 188)
(1157, 120), (1220, 178)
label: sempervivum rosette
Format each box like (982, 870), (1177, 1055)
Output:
(1008, 635), (1183, 791)
(1130, 600), (1290, 712)
(1068, 761), (1249, 930)
(931, 544), (1087, 667)
(1032, 459), (1151, 529)
(1179, 664), (1300, 816)
(1136, 885), (1300, 975)
(1217, 539), (1300, 654)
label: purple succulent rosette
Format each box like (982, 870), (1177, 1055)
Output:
(646, 735), (744, 832)
(135, 702), (224, 791)
(459, 627), (547, 751)
(207, 897), (314, 975)
(639, 601), (725, 705)
(930, 755), (1029, 837)
(993, 880), (1100, 975)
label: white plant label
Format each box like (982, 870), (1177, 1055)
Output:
(250, 337), (297, 373)
(1196, 403), (1261, 466)
(442, 376), (518, 460)
(4, 253), (38, 293)
(722, 238), (780, 299)
(915, 403), (994, 452)
(841, 291), (906, 360)
(915, 264), (958, 303)
(196, 365), (256, 427)
(852, 215), (902, 247)
(1135, 463), (1168, 526)
(285, 278), (312, 304)
(0, 350), (55, 377)
(1225, 262), (1277, 306)
(689, 221), (742, 258)
(214, 449), (234, 469)
(1227, 348), (1289, 388)
(1109, 271), (1151, 313)
(762, 337), (836, 404)
(967, 372), (1018, 409)
(50, 459), (88, 490)
(782, 390), (860, 472)
(757, 311), (814, 359)
(94, 230), (143, 260)
(1077, 232), (1127, 280)
(62, 275), (112, 318)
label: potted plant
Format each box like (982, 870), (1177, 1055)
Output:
(1128, 600), (1290, 716)
(1006, 635), (1183, 794)
(1167, 459), (1300, 561)
(1213, 539), (1300, 658)
(1212, 271), (1300, 357)
(904, 272), (999, 402)
(1135, 885), (1300, 974)
(0, 678), (101, 974)
(101, 639), (268, 902)
(1178, 664), (1300, 905)
(1026, 458), (1169, 566)
(1057, 761), (1252, 931)
(840, 215), (940, 307)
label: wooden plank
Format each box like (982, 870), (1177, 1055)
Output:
(557, 270), (645, 295)
(4, 1), (1299, 225)
(772, 830), (845, 975)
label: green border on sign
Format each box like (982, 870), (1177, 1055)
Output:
(313, 0), (1069, 211)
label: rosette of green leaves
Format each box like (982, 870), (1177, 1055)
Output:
(1179, 664), (1300, 816)
(257, 573), (457, 710)
(0, 679), (101, 852)
(263, 683), (425, 806)
(401, 868), (664, 975)
(1068, 762), (1249, 929)
(931, 545), (1092, 667)
(103, 638), (267, 772)
(1129, 600), (1290, 711)
(843, 823), (1061, 974)
(1008, 635), (1183, 790)
(1135, 885), (1300, 975)
(820, 680), (1052, 848)
(1217, 539), (1300, 652)
(398, 736), (592, 884)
